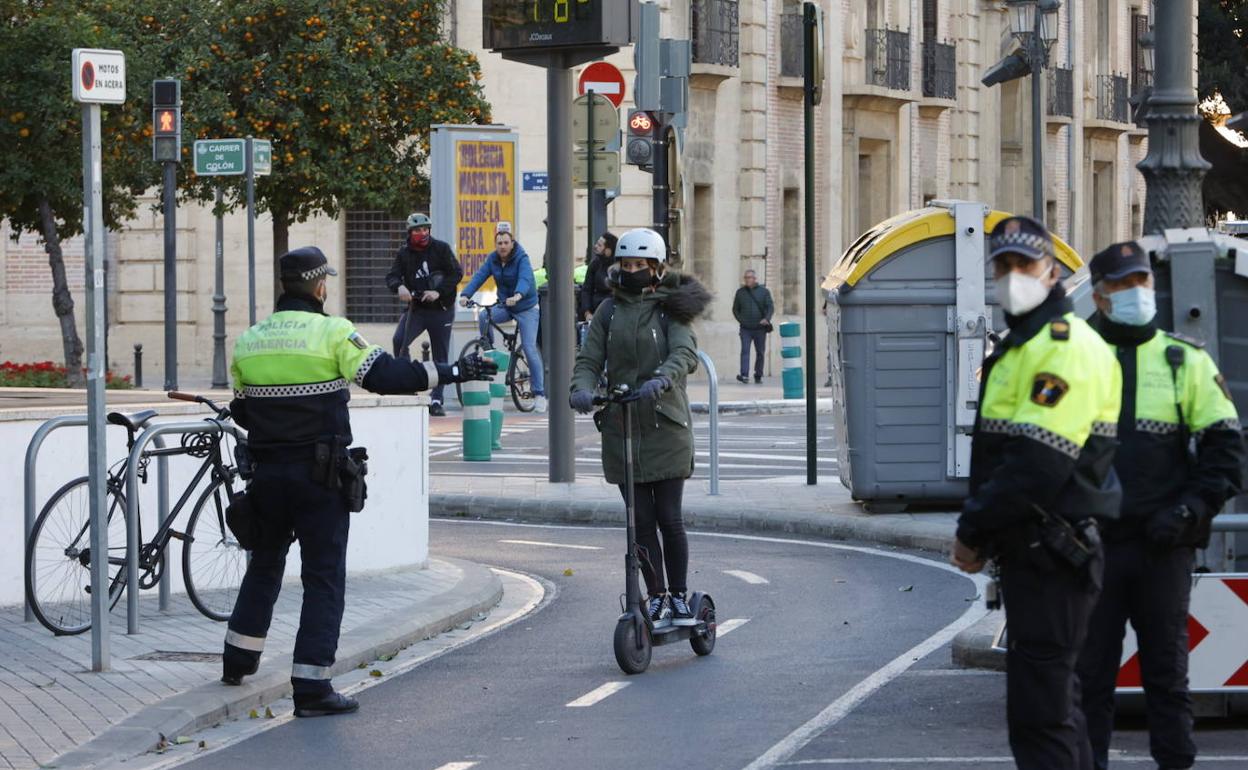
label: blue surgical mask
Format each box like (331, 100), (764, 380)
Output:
(1106, 286), (1157, 326)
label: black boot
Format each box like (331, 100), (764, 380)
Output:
(293, 691), (359, 718)
(221, 661), (259, 686)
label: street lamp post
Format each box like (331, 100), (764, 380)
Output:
(1138, 0), (1210, 233)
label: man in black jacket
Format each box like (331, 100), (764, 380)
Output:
(578, 231), (617, 321)
(731, 270), (774, 384)
(386, 213), (462, 416)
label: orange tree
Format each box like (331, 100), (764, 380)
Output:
(0, 1), (164, 385)
(137, 0), (491, 299)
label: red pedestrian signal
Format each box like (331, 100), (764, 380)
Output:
(154, 108), (179, 137)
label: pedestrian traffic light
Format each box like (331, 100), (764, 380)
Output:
(625, 109), (655, 171)
(152, 79), (181, 163)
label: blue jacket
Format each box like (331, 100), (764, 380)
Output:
(461, 243), (539, 312)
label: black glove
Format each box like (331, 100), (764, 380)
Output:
(1145, 504), (1195, 548)
(442, 353), (498, 383)
(570, 389), (595, 414)
(637, 375), (671, 401)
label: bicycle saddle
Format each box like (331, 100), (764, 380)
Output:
(107, 409), (158, 433)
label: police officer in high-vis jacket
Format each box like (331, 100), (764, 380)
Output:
(952, 216), (1122, 770)
(1076, 242), (1244, 770)
(222, 247), (496, 717)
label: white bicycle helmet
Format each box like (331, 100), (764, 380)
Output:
(614, 228), (667, 263)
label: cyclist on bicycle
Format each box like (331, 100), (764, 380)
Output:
(459, 222), (547, 413)
(569, 228), (711, 628)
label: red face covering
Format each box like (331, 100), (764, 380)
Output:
(409, 230), (430, 249)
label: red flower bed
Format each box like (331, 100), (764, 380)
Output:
(0, 361), (134, 389)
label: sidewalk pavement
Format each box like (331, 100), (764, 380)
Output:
(1, 558), (501, 770)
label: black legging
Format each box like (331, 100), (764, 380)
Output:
(619, 478), (688, 596)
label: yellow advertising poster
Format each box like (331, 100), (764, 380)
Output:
(454, 140), (516, 290)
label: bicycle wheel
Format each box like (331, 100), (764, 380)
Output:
(509, 348), (537, 412)
(455, 338), (490, 407)
(183, 474), (248, 622)
(26, 476), (128, 636)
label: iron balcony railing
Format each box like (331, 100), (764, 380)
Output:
(691, 0), (740, 67)
(780, 7), (804, 77)
(1047, 66), (1073, 117)
(921, 41), (956, 99)
(865, 28), (911, 91)
(1096, 73), (1130, 123)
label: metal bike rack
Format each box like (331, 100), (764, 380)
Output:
(696, 351), (720, 496)
(124, 420), (244, 634)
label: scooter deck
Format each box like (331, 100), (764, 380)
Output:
(650, 623), (707, 646)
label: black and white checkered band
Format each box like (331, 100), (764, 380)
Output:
(980, 418), (1011, 434)
(1196, 419), (1243, 440)
(976, 418), (1081, 459)
(353, 348), (383, 385)
(300, 264), (334, 281)
(240, 379), (349, 398)
(1090, 421), (1117, 438)
(1136, 419), (1180, 435)
(990, 231), (1055, 258)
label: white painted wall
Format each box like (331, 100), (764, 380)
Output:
(3, 396), (429, 608)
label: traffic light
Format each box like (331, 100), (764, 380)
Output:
(625, 109), (655, 171)
(152, 79), (181, 163)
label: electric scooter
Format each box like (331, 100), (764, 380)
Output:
(598, 385), (717, 675)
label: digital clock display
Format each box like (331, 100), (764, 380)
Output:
(483, 0), (631, 52)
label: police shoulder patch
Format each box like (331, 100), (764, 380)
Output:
(1031, 372), (1070, 407)
(1164, 330), (1206, 349)
(1049, 320), (1070, 340)
(1215, 373), (1233, 402)
(348, 332), (369, 350)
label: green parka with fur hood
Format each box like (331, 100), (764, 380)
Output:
(572, 267), (713, 485)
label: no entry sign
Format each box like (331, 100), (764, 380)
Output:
(578, 62), (626, 109)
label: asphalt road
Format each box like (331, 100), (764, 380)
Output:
(429, 410), (839, 481)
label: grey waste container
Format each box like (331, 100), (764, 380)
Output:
(824, 201), (1083, 506)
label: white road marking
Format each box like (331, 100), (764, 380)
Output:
(499, 539), (603, 551)
(432, 763), (479, 770)
(724, 569), (770, 585)
(716, 618), (750, 636)
(566, 681), (630, 708)
(781, 758), (1248, 766)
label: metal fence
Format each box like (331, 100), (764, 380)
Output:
(865, 28), (911, 91)
(345, 210), (407, 324)
(921, 41), (956, 99)
(691, 0), (739, 67)
(1047, 66), (1073, 117)
(1096, 74), (1130, 123)
(780, 6), (804, 77)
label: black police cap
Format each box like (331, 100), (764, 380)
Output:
(988, 215), (1056, 262)
(279, 246), (338, 281)
(1089, 241), (1151, 285)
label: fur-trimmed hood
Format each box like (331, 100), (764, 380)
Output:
(606, 266), (713, 324)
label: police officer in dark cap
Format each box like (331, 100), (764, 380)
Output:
(1077, 241), (1244, 770)
(222, 246), (496, 717)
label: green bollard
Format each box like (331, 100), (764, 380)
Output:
(486, 351), (509, 451)
(461, 379), (492, 461)
(780, 322), (803, 399)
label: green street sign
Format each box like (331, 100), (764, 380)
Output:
(193, 139), (245, 176)
(252, 139), (272, 176)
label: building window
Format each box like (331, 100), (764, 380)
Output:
(921, 41), (956, 99)
(1096, 74), (1130, 123)
(345, 211), (406, 323)
(780, 0), (803, 78)
(691, 0), (739, 67)
(865, 27), (911, 91)
(1130, 12), (1151, 96)
(1047, 66), (1074, 117)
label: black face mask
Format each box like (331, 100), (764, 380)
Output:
(617, 268), (653, 294)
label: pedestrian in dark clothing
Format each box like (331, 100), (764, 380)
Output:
(386, 212), (462, 416)
(570, 228), (711, 629)
(732, 269), (773, 383)
(1076, 241), (1244, 770)
(578, 231), (617, 321)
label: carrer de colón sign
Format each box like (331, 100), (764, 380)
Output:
(194, 139), (246, 176)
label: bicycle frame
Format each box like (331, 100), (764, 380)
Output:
(469, 301), (520, 354)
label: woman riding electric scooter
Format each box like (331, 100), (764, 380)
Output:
(570, 228), (712, 628)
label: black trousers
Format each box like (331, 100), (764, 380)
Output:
(1077, 540), (1196, 770)
(618, 478), (688, 595)
(1001, 543), (1103, 770)
(393, 303), (455, 404)
(224, 462), (350, 698)
(739, 328), (766, 379)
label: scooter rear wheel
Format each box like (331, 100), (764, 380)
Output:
(690, 596), (716, 656)
(613, 617), (652, 674)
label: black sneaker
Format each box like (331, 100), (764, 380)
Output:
(293, 691), (360, 718)
(754, 376), (762, 384)
(646, 594), (672, 628)
(429, 402), (446, 417)
(670, 592), (696, 626)
(735, 374), (748, 384)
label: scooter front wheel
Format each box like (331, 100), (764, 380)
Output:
(690, 595), (716, 656)
(613, 617), (652, 674)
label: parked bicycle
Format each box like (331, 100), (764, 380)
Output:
(25, 392), (247, 636)
(455, 298), (536, 412)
